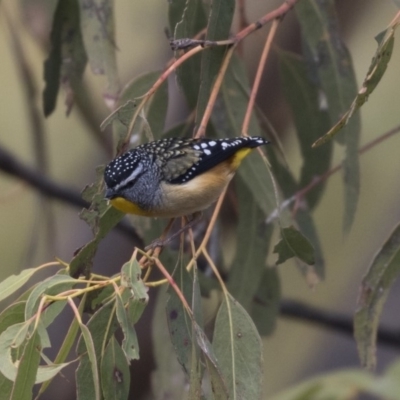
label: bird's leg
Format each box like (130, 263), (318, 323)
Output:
(145, 212), (202, 251)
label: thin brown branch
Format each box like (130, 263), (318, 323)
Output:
(297, 124), (400, 202)
(242, 19), (279, 136)
(153, 258), (192, 314)
(118, 46), (204, 153)
(238, 0), (249, 32)
(267, 124), (400, 222)
(195, 45), (236, 138)
(120, 0), (299, 148)
(234, 0), (300, 43)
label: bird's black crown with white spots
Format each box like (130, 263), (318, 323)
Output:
(104, 136), (269, 190)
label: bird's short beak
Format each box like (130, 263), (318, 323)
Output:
(105, 188), (115, 199)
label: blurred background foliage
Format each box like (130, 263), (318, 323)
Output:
(1, 0), (400, 398)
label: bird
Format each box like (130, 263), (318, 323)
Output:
(104, 136), (270, 218)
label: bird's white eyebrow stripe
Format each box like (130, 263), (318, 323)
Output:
(113, 163), (143, 190)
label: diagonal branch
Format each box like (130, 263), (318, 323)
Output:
(0, 145), (143, 245)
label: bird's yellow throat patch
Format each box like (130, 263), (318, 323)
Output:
(229, 147), (253, 169)
(110, 197), (151, 216)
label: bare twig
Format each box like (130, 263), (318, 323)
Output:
(242, 19), (279, 136)
(267, 124), (400, 223)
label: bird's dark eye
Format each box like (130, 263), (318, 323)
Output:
(122, 178), (138, 189)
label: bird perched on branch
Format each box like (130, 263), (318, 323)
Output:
(104, 136), (269, 218)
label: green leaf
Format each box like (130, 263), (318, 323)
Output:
(0, 268), (40, 303)
(228, 177), (273, 310)
(115, 290), (139, 361)
(250, 268), (281, 336)
(266, 149), (325, 281)
(195, 0), (235, 125)
(0, 302), (25, 334)
(151, 287), (186, 399)
(0, 322), (70, 384)
(173, 0), (207, 108)
(354, 222), (400, 370)
(43, 0), (87, 116)
(192, 321), (228, 398)
(101, 336), (130, 400)
(278, 50), (332, 209)
(10, 329), (41, 400)
(70, 164), (128, 278)
(79, 324), (101, 400)
(120, 258), (149, 324)
(205, 358), (229, 400)
(274, 226), (315, 266)
(78, 0), (119, 102)
(213, 294), (264, 400)
(168, 0), (187, 33)
(268, 369), (374, 400)
(166, 264), (194, 375)
(36, 297), (85, 399)
(296, 0), (360, 232)
(24, 273), (78, 321)
(101, 71), (168, 150)
(76, 300), (118, 399)
(313, 24), (399, 147)
(0, 373), (12, 400)
(0, 303), (25, 396)
(188, 267), (203, 398)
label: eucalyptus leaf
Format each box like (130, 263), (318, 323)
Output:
(101, 71), (168, 150)
(151, 287), (186, 400)
(274, 226), (315, 266)
(166, 264), (193, 375)
(79, 324), (101, 400)
(278, 50), (332, 209)
(76, 301), (118, 400)
(25, 273), (78, 321)
(250, 267), (281, 336)
(188, 267), (203, 398)
(0, 322), (70, 384)
(313, 24), (399, 147)
(120, 258), (149, 324)
(78, 0), (119, 102)
(0, 302), (25, 335)
(10, 329), (41, 400)
(213, 294), (263, 399)
(228, 177), (272, 310)
(101, 336), (130, 400)
(296, 0), (360, 232)
(43, 0), (87, 116)
(354, 222), (400, 370)
(115, 290), (140, 361)
(173, 0), (207, 108)
(195, 0), (234, 125)
(0, 268), (40, 303)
